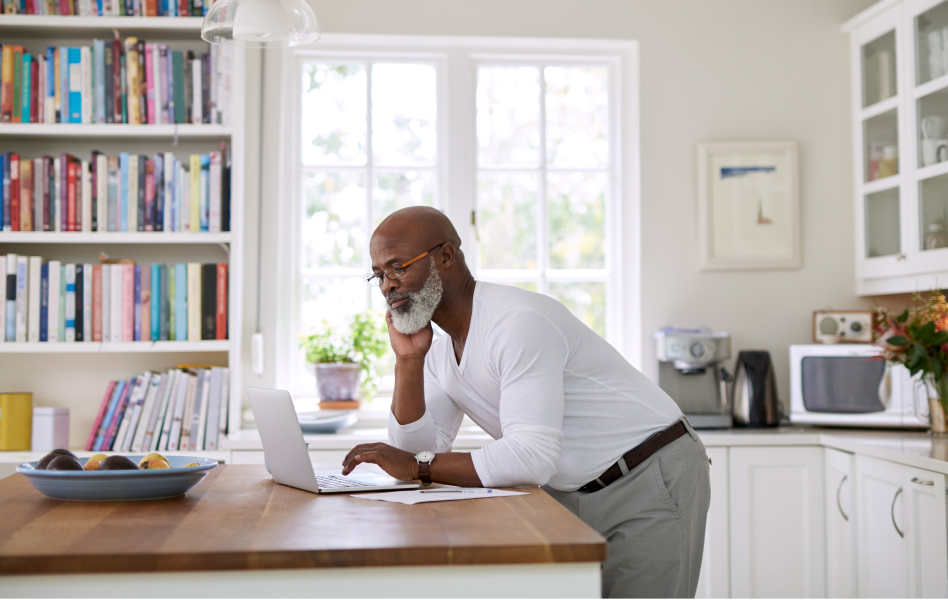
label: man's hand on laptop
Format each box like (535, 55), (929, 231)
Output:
(342, 442), (418, 482)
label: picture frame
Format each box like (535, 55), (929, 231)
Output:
(697, 140), (801, 271)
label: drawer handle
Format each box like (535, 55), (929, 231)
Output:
(836, 474), (849, 522)
(911, 477), (934, 486)
(891, 486), (904, 539)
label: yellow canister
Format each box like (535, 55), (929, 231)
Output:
(0, 392), (33, 451)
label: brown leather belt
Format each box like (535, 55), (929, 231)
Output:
(579, 420), (689, 494)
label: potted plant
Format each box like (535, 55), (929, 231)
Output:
(298, 311), (389, 409)
(875, 291), (948, 436)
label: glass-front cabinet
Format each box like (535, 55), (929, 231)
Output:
(847, 0), (948, 294)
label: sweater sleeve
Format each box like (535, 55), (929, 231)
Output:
(470, 310), (567, 488)
(387, 357), (464, 454)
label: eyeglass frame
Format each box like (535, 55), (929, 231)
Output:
(366, 243), (446, 287)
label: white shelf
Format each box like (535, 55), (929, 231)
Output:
(0, 232), (231, 244)
(0, 123), (232, 139)
(0, 341), (231, 353)
(0, 15), (205, 39)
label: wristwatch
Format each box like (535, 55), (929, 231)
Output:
(414, 451), (435, 486)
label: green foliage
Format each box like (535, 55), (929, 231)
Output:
(299, 311), (389, 400)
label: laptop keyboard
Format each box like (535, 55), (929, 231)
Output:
(316, 475), (374, 489)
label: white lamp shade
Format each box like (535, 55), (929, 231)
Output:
(202, 0), (320, 48)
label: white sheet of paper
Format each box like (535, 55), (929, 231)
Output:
(352, 488), (528, 505)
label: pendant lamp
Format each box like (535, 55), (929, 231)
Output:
(201, 0), (320, 47)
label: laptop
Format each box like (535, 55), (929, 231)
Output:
(246, 387), (420, 494)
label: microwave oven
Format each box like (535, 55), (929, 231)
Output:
(790, 344), (929, 428)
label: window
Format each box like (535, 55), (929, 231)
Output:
(278, 36), (637, 399)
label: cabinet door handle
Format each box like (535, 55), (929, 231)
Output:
(891, 486), (904, 539)
(836, 474), (849, 521)
(911, 477), (934, 486)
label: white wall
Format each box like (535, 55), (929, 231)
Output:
(242, 0), (878, 408)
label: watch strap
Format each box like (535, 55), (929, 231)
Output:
(418, 460), (432, 486)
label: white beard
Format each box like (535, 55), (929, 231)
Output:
(388, 258), (443, 335)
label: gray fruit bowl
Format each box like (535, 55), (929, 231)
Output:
(16, 455), (218, 501)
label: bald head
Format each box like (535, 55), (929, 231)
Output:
(372, 206), (461, 252)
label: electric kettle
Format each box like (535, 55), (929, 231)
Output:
(731, 350), (781, 427)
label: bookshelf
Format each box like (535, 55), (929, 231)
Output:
(0, 15), (245, 452)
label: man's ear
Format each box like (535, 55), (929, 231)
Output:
(439, 243), (458, 269)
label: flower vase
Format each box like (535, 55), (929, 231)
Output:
(919, 374), (948, 437)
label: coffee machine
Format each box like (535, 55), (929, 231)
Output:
(653, 328), (732, 429)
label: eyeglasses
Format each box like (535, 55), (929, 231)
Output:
(366, 243), (446, 287)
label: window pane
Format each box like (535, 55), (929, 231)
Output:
(545, 67), (609, 167)
(372, 170), (436, 228)
(300, 277), (368, 334)
(547, 172), (606, 269)
(301, 64), (367, 166)
(549, 282), (606, 337)
(303, 171), (366, 269)
(477, 66), (541, 166)
(372, 64), (438, 166)
(477, 172), (539, 269)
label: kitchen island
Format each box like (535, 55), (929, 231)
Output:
(0, 465), (606, 598)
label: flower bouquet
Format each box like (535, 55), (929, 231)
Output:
(874, 291), (948, 435)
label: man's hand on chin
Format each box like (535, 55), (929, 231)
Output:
(341, 442), (419, 481)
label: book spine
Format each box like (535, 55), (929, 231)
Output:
(19, 158), (31, 232)
(66, 160), (76, 232)
(2, 153), (9, 232)
(80, 46), (91, 124)
(189, 154), (200, 232)
(42, 157), (50, 231)
(9, 154), (18, 231)
(47, 260), (59, 342)
(119, 152), (128, 231)
(95, 40), (105, 123)
(194, 369), (210, 450)
(68, 47), (80, 123)
(81, 159), (91, 232)
(111, 39), (121, 123)
(109, 263), (122, 341)
(64, 263), (74, 342)
(159, 264), (169, 341)
(174, 263), (186, 341)
(127, 153), (138, 232)
(86, 380), (115, 451)
(136, 154), (145, 231)
(130, 373), (159, 452)
(150, 264), (160, 341)
(180, 369), (198, 450)
(144, 158), (154, 231)
(153, 154), (163, 231)
(103, 377), (134, 450)
(96, 154), (107, 231)
(133, 264), (141, 341)
(167, 263), (174, 340)
(52, 157), (60, 232)
(0, 256), (5, 343)
(21, 52), (30, 123)
(152, 44), (162, 124)
(57, 263), (65, 341)
(204, 367), (222, 450)
(172, 51), (184, 124)
(107, 156), (118, 231)
(32, 159), (41, 233)
(4, 255), (15, 342)
(149, 371), (173, 451)
(186, 262), (200, 341)
(27, 256), (40, 342)
(39, 263), (48, 342)
(1, 46), (13, 122)
(73, 263), (83, 342)
(144, 42), (154, 123)
(135, 372), (164, 452)
(167, 370), (190, 451)
(100, 262), (109, 341)
(201, 263), (215, 340)
(218, 367), (229, 439)
(83, 263), (92, 342)
(89, 152), (97, 231)
(92, 264), (102, 342)
(93, 379), (124, 451)
(14, 256), (27, 341)
(12, 47), (21, 124)
(209, 151), (221, 232)
(122, 263), (133, 341)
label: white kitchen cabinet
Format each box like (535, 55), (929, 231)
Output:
(825, 448), (857, 598)
(904, 465), (948, 598)
(695, 447), (729, 599)
(844, 0), (948, 295)
(729, 447), (826, 598)
(856, 454), (910, 597)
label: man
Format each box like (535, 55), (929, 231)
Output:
(342, 207), (711, 598)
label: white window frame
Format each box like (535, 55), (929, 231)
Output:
(274, 34), (642, 401)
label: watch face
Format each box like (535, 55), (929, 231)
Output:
(415, 451), (435, 462)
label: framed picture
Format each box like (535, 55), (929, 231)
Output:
(697, 140), (801, 270)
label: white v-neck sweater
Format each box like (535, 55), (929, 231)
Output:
(388, 282), (683, 492)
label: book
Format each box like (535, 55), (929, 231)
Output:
(194, 368), (210, 450)
(39, 262), (48, 342)
(171, 370), (196, 451)
(131, 372), (161, 452)
(204, 366), (223, 450)
(0, 256), (5, 343)
(107, 155), (119, 231)
(159, 264), (169, 341)
(19, 158), (31, 232)
(96, 153), (107, 230)
(102, 376), (135, 450)
(86, 380), (115, 451)
(209, 151), (221, 232)
(141, 264), (151, 342)
(187, 262), (200, 341)
(26, 256), (40, 342)
(126, 38), (139, 125)
(109, 263), (122, 341)
(100, 262), (109, 341)
(15, 255), (27, 341)
(114, 373), (145, 451)
(133, 264), (141, 341)
(93, 379), (125, 451)
(149, 369), (177, 451)
(161, 370), (187, 451)
(119, 153), (129, 231)
(12, 46), (21, 124)
(118, 372), (151, 451)
(122, 263), (134, 341)
(139, 371), (169, 452)
(80, 46), (92, 124)
(83, 262), (92, 342)
(47, 260), (59, 342)
(57, 263), (65, 341)
(199, 154), (209, 231)
(4, 254), (15, 341)
(174, 263), (186, 341)
(1, 46), (13, 122)
(144, 158), (155, 231)
(31, 159), (41, 233)
(92, 264), (102, 341)
(81, 159), (91, 232)
(218, 367), (229, 439)
(9, 154), (18, 231)
(95, 39), (106, 124)
(136, 154), (145, 231)
(201, 263), (216, 340)
(172, 51), (184, 124)
(150, 263), (160, 341)
(64, 263), (75, 342)
(128, 153), (139, 232)
(67, 47), (81, 123)
(20, 52), (30, 123)
(73, 263), (83, 342)
(180, 368), (199, 450)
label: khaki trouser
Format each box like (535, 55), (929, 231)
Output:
(544, 420), (711, 598)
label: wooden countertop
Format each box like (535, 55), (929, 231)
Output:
(0, 465), (606, 575)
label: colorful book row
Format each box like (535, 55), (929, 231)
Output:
(86, 367), (229, 454)
(0, 254), (228, 343)
(3, 0), (214, 16)
(0, 38), (232, 125)
(0, 149), (231, 233)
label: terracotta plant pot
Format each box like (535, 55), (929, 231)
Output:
(313, 362), (362, 408)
